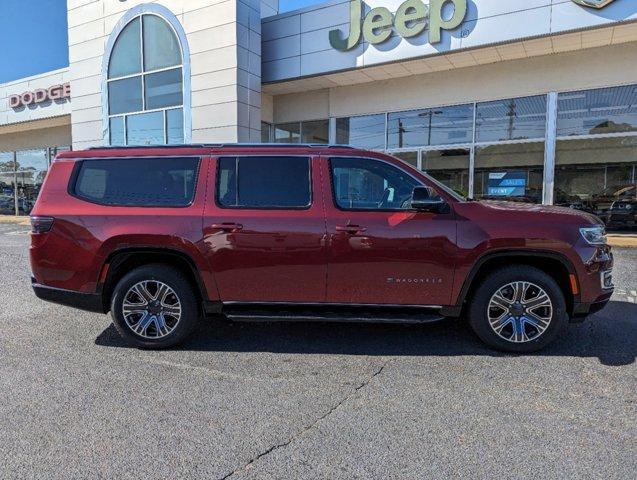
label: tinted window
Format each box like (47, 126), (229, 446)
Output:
(74, 157), (199, 206)
(330, 157), (419, 210)
(217, 156), (311, 208)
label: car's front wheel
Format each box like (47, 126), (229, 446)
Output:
(110, 264), (198, 348)
(468, 266), (568, 353)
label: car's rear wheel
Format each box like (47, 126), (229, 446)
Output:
(110, 264), (198, 348)
(468, 265), (568, 353)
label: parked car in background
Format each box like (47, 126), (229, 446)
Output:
(0, 195), (32, 215)
(30, 144), (614, 353)
(585, 185), (637, 224)
(607, 198), (637, 230)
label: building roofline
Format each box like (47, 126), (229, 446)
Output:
(0, 66), (69, 88)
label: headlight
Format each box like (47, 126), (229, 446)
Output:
(580, 226), (607, 245)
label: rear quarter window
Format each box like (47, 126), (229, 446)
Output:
(72, 157), (199, 207)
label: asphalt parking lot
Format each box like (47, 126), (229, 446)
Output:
(0, 222), (635, 479)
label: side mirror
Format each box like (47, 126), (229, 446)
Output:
(411, 186), (446, 213)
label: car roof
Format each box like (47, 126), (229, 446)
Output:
(55, 143), (379, 160)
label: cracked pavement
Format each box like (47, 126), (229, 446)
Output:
(0, 223), (635, 479)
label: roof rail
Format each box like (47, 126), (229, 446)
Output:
(86, 143), (357, 150)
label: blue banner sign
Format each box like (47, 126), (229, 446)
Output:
(488, 171), (527, 197)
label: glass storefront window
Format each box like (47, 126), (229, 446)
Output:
(422, 149), (470, 198)
(336, 114), (385, 150)
(387, 104), (473, 148)
(144, 68), (183, 110)
(1, 147), (71, 216)
(126, 111), (165, 145)
(261, 122), (272, 142)
(110, 117), (126, 145)
(166, 108), (184, 144)
(301, 120), (329, 144)
(474, 142), (545, 203)
(108, 17), (141, 78)
(392, 151), (418, 168)
(476, 95), (547, 143)
(108, 77), (143, 115)
(274, 123), (300, 143)
(557, 84), (637, 137)
(142, 14), (181, 71)
(0, 152), (15, 173)
(0, 172), (15, 215)
(554, 136), (637, 219)
(15, 149), (48, 215)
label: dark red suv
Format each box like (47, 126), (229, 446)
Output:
(29, 145), (614, 352)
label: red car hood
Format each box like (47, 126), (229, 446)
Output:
(477, 200), (603, 225)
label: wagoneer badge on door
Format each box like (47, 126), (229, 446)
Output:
(329, 0), (468, 51)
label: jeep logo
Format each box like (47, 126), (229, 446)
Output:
(329, 0), (468, 51)
(571, 0), (617, 8)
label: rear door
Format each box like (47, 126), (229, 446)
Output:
(202, 154), (328, 303)
(322, 155), (457, 307)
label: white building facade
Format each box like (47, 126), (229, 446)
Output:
(1, 0), (636, 215)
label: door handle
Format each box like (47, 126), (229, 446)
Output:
(210, 222), (243, 232)
(336, 225), (367, 234)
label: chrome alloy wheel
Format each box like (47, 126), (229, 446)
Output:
(487, 281), (553, 343)
(122, 280), (182, 339)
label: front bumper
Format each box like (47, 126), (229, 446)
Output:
(31, 277), (105, 313)
(572, 291), (613, 321)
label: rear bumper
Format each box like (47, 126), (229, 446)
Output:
(31, 277), (105, 313)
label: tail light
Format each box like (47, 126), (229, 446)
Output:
(30, 216), (55, 233)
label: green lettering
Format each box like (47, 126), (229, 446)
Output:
(362, 7), (393, 44)
(395, 0), (428, 38)
(329, 0), (362, 51)
(429, 0), (467, 44)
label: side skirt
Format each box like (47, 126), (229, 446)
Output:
(213, 302), (446, 324)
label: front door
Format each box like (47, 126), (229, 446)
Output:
(202, 155), (328, 303)
(322, 155), (457, 306)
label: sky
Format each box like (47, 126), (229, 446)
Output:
(0, 0), (318, 84)
(0, 0), (69, 83)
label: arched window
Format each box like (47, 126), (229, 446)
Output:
(104, 7), (190, 145)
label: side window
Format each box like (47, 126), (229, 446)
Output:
(73, 157), (199, 206)
(217, 156), (311, 208)
(330, 157), (422, 210)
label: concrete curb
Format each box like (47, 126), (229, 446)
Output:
(608, 235), (637, 248)
(0, 216), (30, 226)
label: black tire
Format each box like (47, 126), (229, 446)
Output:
(468, 265), (568, 353)
(110, 264), (198, 349)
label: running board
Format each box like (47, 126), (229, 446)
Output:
(222, 304), (445, 324)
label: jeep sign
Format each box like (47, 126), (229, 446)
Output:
(571, 0), (617, 8)
(329, 0), (468, 51)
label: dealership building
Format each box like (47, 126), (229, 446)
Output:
(1, 0), (636, 215)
